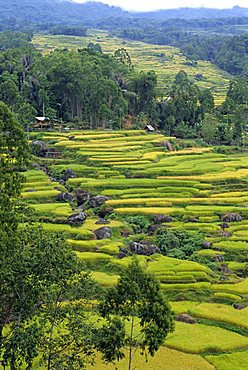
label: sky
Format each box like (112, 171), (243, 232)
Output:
(73, 0), (248, 12)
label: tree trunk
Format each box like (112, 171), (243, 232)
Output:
(128, 314), (135, 370)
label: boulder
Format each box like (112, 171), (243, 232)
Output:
(161, 141), (173, 151)
(202, 241), (212, 249)
(73, 189), (92, 206)
(175, 314), (197, 324)
(219, 222), (229, 230)
(153, 215), (173, 223)
(31, 140), (47, 157)
(222, 213), (243, 222)
(63, 168), (77, 182)
(117, 247), (129, 259)
(98, 206), (114, 218)
(95, 219), (110, 225)
(215, 254), (225, 263)
(129, 242), (160, 256)
(94, 227), (112, 240)
(89, 195), (110, 208)
(147, 224), (160, 236)
(66, 212), (87, 226)
(218, 231), (232, 238)
(57, 192), (76, 203)
(234, 303), (248, 310)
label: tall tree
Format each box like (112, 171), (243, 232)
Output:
(97, 259), (174, 370)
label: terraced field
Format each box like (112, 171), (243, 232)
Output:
(33, 30), (230, 104)
(24, 130), (248, 369)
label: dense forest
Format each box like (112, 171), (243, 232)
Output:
(0, 31), (247, 144)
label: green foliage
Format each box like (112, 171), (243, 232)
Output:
(155, 228), (204, 259)
(125, 215), (151, 234)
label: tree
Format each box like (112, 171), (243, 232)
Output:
(201, 113), (219, 143)
(97, 259), (174, 370)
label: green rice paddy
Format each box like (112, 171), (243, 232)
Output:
(23, 129), (248, 369)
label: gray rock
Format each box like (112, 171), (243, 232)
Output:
(161, 141), (173, 151)
(57, 192), (76, 203)
(148, 224), (160, 235)
(31, 140), (47, 157)
(234, 303), (248, 310)
(175, 314), (197, 324)
(95, 219), (110, 225)
(66, 212), (87, 225)
(215, 254), (225, 263)
(117, 247), (129, 259)
(153, 215), (173, 223)
(73, 189), (92, 206)
(202, 241), (212, 249)
(63, 168), (77, 182)
(219, 222), (229, 230)
(89, 195), (110, 208)
(222, 213), (243, 222)
(94, 227), (112, 240)
(129, 242), (160, 256)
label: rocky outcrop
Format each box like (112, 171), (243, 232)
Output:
(31, 140), (47, 157)
(95, 219), (110, 225)
(89, 195), (110, 208)
(57, 192), (76, 203)
(73, 189), (92, 206)
(153, 215), (173, 223)
(62, 168), (77, 182)
(222, 213), (242, 222)
(93, 227), (112, 240)
(129, 242), (160, 256)
(66, 212), (87, 225)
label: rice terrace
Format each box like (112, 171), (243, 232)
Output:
(0, 0), (248, 369)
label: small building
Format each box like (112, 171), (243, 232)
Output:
(33, 117), (52, 130)
(145, 124), (155, 132)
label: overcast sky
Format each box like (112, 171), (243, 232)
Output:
(73, 0), (248, 11)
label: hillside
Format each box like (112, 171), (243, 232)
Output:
(33, 30), (230, 104)
(1, 0), (248, 29)
(25, 129), (248, 369)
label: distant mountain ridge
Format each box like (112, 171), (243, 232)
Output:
(1, 0), (248, 30)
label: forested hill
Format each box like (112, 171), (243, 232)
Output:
(1, 0), (248, 30)
(135, 6), (248, 19)
(0, 0), (129, 28)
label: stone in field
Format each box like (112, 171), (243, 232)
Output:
(153, 214), (173, 223)
(63, 168), (77, 181)
(57, 192), (76, 203)
(129, 242), (160, 256)
(66, 212), (87, 225)
(89, 195), (110, 208)
(222, 213), (243, 222)
(31, 140), (47, 157)
(175, 314), (197, 324)
(95, 219), (110, 225)
(94, 226), (112, 240)
(73, 189), (92, 206)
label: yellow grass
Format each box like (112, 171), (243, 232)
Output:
(87, 347), (214, 370)
(165, 322), (248, 353)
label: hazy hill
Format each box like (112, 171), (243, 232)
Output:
(1, 0), (248, 30)
(0, 0), (129, 28)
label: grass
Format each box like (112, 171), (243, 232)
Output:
(87, 347), (215, 370)
(189, 303), (248, 328)
(212, 278), (248, 295)
(165, 322), (248, 354)
(206, 350), (248, 370)
(33, 30), (230, 103)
